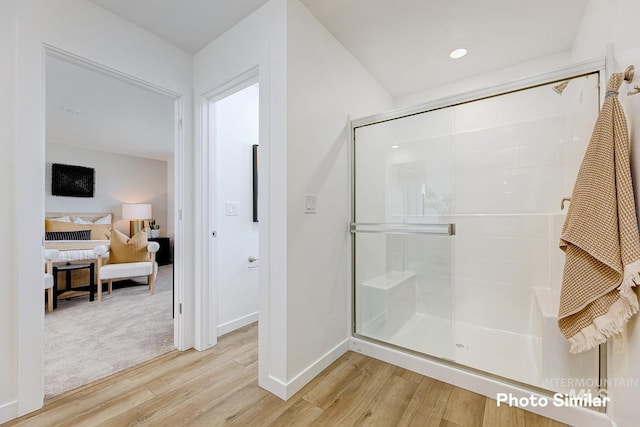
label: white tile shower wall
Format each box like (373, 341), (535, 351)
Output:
(355, 234), (388, 286)
(453, 215), (549, 335)
(387, 135), (454, 220)
(453, 76), (595, 134)
(455, 234), (549, 264)
(386, 234), (405, 272)
(454, 118), (564, 214)
(454, 75), (597, 216)
(355, 233), (388, 331)
(559, 75), (599, 199)
(561, 113), (592, 198)
(549, 214), (567, 294)
(455, 278), (534, 334)
(404, 235), (453, 321)
(354, 74), (598, 358)
(354, 122), (392, 333)
(450, 76), (598, 337)
(355, 123), (394, 224)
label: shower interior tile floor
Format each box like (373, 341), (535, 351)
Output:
(362, 313), (541, 388)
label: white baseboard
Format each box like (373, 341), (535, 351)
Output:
(217, 311), (259, 336)
(282, 338), (350, 400)
(260, 374), (288, 401)
(0, 400), (18, 424)
(259, 338), (350, 401)
(350, 337), (611, 427)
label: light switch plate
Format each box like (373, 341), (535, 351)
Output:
(304, 194), (317, 214)
(226, 202), (239, 216)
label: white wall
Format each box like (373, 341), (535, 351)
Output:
(0, 2), (18, 423)
(2, 0), (193, 422)
(286, 0), (393, 391)
(194, 0), (391, 399)
(572, 1), (640, 426)
(193, 0), (289, 397)
(214, 84), (260, 334)
(45, 143), (169, 237)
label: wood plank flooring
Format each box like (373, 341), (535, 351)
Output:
(6, 323), (570, 427)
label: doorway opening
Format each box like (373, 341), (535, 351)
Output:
(42, 48), (183, 399)
(209, 79), (260, 340)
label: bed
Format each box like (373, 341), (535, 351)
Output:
(45, 212), (113, 291)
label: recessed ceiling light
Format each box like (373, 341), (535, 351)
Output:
(391, 145), (399, 149)
(450, 48), (468, 59)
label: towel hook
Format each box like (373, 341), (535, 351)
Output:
(624, 65), (634, 83)
(623, 65), (640, 96)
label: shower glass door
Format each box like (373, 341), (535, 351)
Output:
(353, 73), (601, 394)
(353, 107), (456, 360)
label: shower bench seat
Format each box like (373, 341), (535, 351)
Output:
(360, 271), (416, 339)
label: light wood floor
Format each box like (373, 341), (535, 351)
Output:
(7, 323), (570, 427)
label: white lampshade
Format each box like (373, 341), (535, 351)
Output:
(122, 203), (152, 220)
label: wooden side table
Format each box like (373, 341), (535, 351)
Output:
(52, 262), (95, 308)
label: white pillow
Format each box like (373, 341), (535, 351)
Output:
(72, 214), (112, 225)
(72, 216), (92, 224)
(49, 215), (72, 223)
(94, 214), (112, 225)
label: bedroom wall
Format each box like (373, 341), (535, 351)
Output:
(3, 0), (194, 421)
(45, 143), (169, 237)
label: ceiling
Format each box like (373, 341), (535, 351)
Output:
(300, 0), (589, 98)
(57, 0), (589, 160)
(89, 0), (271, 54)
(46, 55), (175, 161)
(88, 0), (589, 98)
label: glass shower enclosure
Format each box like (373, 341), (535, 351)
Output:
(352, 72), (602, 395)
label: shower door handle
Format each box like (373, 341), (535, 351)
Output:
(350, 222), (455, 236)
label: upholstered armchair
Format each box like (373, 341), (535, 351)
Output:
(93, 240), (160, 302)
(44, 249), (60, 312)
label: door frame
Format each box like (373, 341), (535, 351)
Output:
(198, 67), (260, 348)
(16, 43), (188, 414)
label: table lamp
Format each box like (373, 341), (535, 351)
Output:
(122, 203), (152, 237)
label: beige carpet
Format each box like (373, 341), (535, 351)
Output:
(44, 264), (174, 400)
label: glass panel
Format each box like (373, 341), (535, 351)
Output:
(354, 107), (455, 360)
(353, 73), (601, 396)
(451, 74), (600, 393)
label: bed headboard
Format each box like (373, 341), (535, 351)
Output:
(45, 212), (114, 224)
